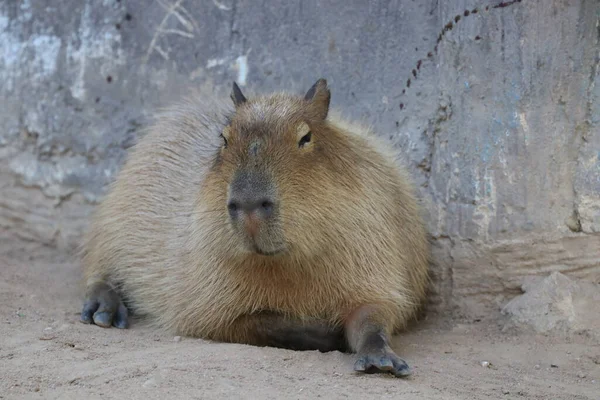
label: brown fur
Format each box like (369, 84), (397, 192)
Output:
(80, 80), (430, 372)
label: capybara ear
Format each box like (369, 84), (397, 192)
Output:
(304, 78), (330, 120)
(231, 81), (247, 107)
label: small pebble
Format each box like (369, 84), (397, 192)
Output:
(43, 327), (53, 333)
(480, 361), (490, 368)
(534, 364), (540, 369)
(578, 373), (586, 379)
(502, 389), (510, 395)
(173, 336), (182, 342)
(142, 378), (156, 388)
(551, 363), (558, 368)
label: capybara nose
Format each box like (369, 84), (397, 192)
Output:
(228, 198), (274, 219)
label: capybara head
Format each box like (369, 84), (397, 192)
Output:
(209, 79), (357, 258)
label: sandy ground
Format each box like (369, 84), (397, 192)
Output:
(0, 236), (598, 400)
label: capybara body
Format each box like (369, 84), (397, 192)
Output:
(80, 79), (430, 377)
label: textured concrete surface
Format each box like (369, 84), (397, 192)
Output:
(0, 0), (598, 314)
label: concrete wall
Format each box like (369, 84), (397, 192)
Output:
(1, 0), (598, 316)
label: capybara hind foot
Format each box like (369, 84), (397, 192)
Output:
(353, 331), (411, 377)
(80, 282), (129, 329)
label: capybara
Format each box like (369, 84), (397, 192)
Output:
(79, 79), (430, 377)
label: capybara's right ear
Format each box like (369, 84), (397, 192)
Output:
(231, 82), (247, 107)
(304, 78), (330, 120)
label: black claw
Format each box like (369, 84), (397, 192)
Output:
(113, 318), (128, 329)
(80, 299), (99, 324)
(112, 303), (129, 329)
(392, 362), (412, 377)
(80, 311), (94, 324)
(354, 357), (367, 372)
(93, 311), (114, 328)
(379, 356), (394, 369)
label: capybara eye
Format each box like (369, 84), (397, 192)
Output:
(227, 201), (238, 213)
(298, 132), (312, 148)
(261, 201), (273, 213)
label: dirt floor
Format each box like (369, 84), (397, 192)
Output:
(1, 236), (598, 400)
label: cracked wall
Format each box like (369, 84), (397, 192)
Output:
(1, 0), (598, 316)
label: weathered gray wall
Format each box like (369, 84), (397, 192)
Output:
(1, 0), (598, 315)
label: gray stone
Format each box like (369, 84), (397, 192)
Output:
(0, 0), (599, 314)
(502, 272), (600, 340)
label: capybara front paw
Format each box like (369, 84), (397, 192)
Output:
(354, 349), (412, 377)
(80, 282), (128, 329)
